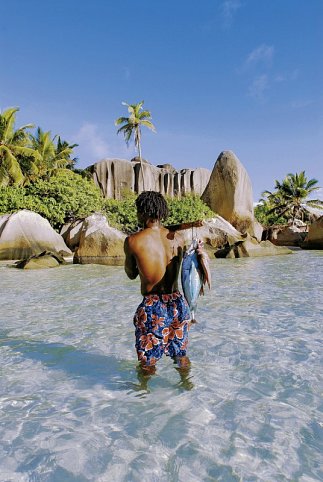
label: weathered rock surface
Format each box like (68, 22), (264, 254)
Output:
(0, 210), (72, 260)
(301, 216), (323, 249)
(14, 251), (67, 269)
(201, 151), (255, 236)
(89, 158), (211, 199)
(73, 213), (126, 265)
(179, 216), (247, 254)
(214, 236), (292, 258)
(60, 219), (84, 251)
(263, 225), (308, 246)
(175, 216), (291, 258)
(253, 220), (264, 242)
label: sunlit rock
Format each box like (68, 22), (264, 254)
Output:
(91, 158), (135, 199)
(14, 251), (67, 269)
(253, 220), (263, 242)
(73, 213), (126, 265)
(263, 225), (308, 246)
(89, 158), (211, 199)
(181, 216), (247, 252)
(201, 151), (255, 236)
(60, 219), (84, 251)
(214, 235), (292, 258)
(0, 210), (71, 260)
(301, 216), (323, 249)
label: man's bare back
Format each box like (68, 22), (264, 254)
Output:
(124, 222), (184, 295)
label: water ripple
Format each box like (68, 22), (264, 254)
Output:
(0, 251), (322, 481)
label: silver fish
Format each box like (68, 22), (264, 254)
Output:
(181, 240), (205, 323)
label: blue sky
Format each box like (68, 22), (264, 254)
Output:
(1, 0), (322, 201)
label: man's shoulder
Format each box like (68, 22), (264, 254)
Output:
(125, 229), (146, 248)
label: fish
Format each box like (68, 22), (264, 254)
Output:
(181, 239), (211, 323)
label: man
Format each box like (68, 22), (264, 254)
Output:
(124, 191), (192, 376)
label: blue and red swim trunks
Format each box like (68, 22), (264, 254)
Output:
(133, 291), (190, 366)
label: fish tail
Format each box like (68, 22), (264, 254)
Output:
(190, 310), (198, 323)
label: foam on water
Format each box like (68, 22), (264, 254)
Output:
(0, 251), (322, 481)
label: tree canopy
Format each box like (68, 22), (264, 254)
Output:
(0, 107), (79, 186)
(115, 101), (156, 189)
(256, 171), (323, 225)
(0, 108), (41, 186)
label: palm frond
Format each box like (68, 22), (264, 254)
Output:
(13, 145), (42, 161)
(115, 116), (129, 126)
(139, 119), (156, 132)
(0, 145), (24, 185)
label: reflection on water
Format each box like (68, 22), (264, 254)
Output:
(0, 251), (322, 481)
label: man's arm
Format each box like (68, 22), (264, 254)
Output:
(124, 236), (139, 280)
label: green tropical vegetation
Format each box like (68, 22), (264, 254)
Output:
(2, 106), (322, 235)
(102, 192), (215, 234)
(115, 101), (156, 190)
(30, 127), (78, 181)
(166, 194), (214, 227)
(0, 171), (103, 229)
(0, 107), (41, 186)
(255, 171), (323, 226)
(115, 101), (156, 162)
(0, 108), (78, 187)
(0, 106), (103, 229)
(0, 106), (214, 232)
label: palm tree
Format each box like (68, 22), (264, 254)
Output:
(0, 107), (40, 186)
(30, 128), (78, 180)
(262, 171), (323, 223)
(55, 137), (78, 170)
(115, 101), (156, 189)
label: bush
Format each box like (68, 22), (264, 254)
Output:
(102, 193), (215, 233)
(166, 194), (215, 226)
(254, 202), (286, 226)
(0, 171), (104, 229)
(102, 191), (138, 233)
(0, 180), (215, 234)
(0, 187), (27, 214)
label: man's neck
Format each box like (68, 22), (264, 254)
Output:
(145, 219), (161, 230)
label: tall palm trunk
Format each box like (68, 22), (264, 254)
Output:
(136, 126), (145, 191)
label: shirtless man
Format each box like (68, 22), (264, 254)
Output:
(124, 191), (191, 375)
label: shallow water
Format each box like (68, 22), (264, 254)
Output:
(0, 250), (322, 482)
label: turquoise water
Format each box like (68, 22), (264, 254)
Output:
(0, 251), (322, 482)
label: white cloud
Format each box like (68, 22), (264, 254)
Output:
(274, 69), (299, 83)
(220, 0), (242, 26)
(248, 74), (269, 100)
(74, 123), (110, 164)
(246, 44), (274, 66)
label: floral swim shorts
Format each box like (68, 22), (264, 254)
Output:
(133, 291), (190, 366)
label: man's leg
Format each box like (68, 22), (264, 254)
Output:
(173, 355), (191, 369)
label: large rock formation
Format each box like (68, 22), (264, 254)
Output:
(180, 216), (247, 253)
(171, 216), (291, 258)
(14, 251), (67, 269)
(201, 151), (255, 236)
(0, 210), (72, 260)
(214, 237), (292, 258)
(301, 216), (323, 249)
(90, 158), (211, 199)
(73, 213), (126, 265)
(91, 158), (134, 198)
(60, 219), (84, 251)
(263, 224), (308, 247)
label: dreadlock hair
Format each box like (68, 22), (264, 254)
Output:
(136, 191), (169, 221)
